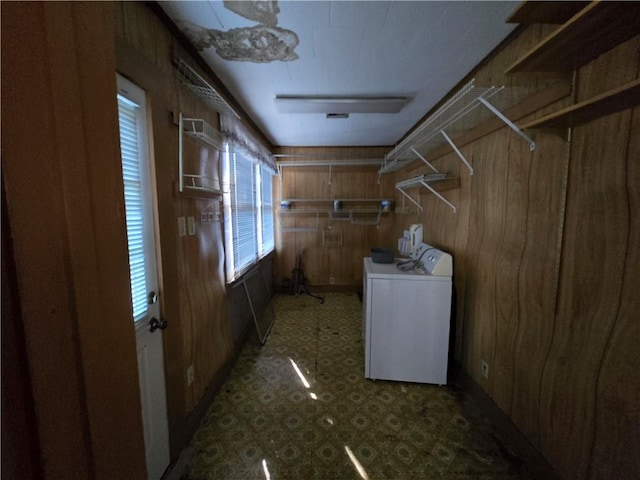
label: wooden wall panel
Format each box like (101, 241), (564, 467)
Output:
(116, 2), (235, 457)
(386, 23), (638, 480)
(536, 33), (640, 479)
(539, 108), (633, 480)
(107, 4), (639, 476)
(588, 106), (639, 480)
(274, 147), (393, 288)
(509, 131), (566, 449)
(489, 131), (531, 415)
(2, 2), (147, 477)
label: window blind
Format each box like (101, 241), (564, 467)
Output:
(230, 151), (258, 276)
(118, 96), (148, 322)
(260, 166), (275, 255)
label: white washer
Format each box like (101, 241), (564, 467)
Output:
(362, 244), (453, 384)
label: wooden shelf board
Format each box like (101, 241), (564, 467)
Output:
(506, 1), (590, 25)
(521, 78), (640, 129)
(506, 2), (640, 73)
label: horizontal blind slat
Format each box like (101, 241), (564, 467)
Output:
(118, 96), (149, 321)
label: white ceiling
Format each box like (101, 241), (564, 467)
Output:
(159, 1), (518, 147)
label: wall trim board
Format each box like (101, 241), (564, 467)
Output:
(453, 364), (559, 480)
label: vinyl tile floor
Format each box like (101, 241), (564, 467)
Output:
(181, 293), (534, 480)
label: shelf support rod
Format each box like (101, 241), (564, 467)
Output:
(440, 130), (473, 175)
(478, 97), (536, 151)
(420, 180), (457, 213)
(410, 147), (439, 173)
(395, 186), (423, 212)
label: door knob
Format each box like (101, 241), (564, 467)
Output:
(149, 317), (167, 332)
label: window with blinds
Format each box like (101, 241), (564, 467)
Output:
(230, 150), (258, 276)
(259, 166), (275, 255)
(224, 146), (275, 282)
(117, 95), (148, 322)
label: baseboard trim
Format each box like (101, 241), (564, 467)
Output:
(453, 364), (559, 480)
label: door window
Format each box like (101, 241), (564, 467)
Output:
(117, 93), (149, 322)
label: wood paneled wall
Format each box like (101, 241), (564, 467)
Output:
(388, 28), (639, 480)
(116, 2), (237, 457)
(1, 2), (147, 477)
(274, 147), (396, 288)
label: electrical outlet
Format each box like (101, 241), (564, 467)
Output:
(178, 217), (186, 237)
(187, 365), (194, 386)
(481, 360), (489, 379)
(329, 277), (335, 285)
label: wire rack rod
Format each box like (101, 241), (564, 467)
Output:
(380, 79), (506, 174)
(277, 159), (383, 168)
(182, 118), (225, 150)
(395, 174), (456, 213)
(174, 57), (240, 119)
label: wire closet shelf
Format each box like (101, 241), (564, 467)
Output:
(174, 56), (241, 119)
(178, 113), (224, 196)
(379, 79), (535, 175)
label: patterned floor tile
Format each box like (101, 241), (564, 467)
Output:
(182, 293), (535, 480)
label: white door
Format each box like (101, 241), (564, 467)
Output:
(117, 74), (170, 480)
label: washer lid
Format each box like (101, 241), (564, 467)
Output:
(364, 257), (451, 281)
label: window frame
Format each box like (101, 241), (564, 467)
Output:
(223, 143), (275, 283)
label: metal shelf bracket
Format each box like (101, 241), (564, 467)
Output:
(395, 175), (457, 213)
(478, 97), (536, 151)
(410, 147), (439, 173)
(440, 130), (474, 175)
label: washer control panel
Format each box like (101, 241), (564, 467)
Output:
(411, 242), (453, 276)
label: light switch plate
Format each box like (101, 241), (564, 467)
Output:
(187, 216), (196, 235)
(178, 217), (186, 237)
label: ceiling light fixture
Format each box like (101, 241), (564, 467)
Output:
(275, 95), (409, 114)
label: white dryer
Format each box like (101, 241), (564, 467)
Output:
(362, 243), (453, 384)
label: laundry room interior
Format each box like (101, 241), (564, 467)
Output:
(2, 1), (639, 480)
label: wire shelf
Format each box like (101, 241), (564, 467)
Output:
(350, 209), (383, 226)
(178, 113), (223, 196)
(182, 118), (225, 150)
(322, 228), (343, 247)
(380, 80), (499, 173)
(395, 174), (457, 213)
(380, 79), (535, 174)
(182, 174), (221, 193)
(279, 211), (320, 233)
(174, 57), (240, 119)
(396, 173), (448, 189)
(328, 210), (353, 222)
